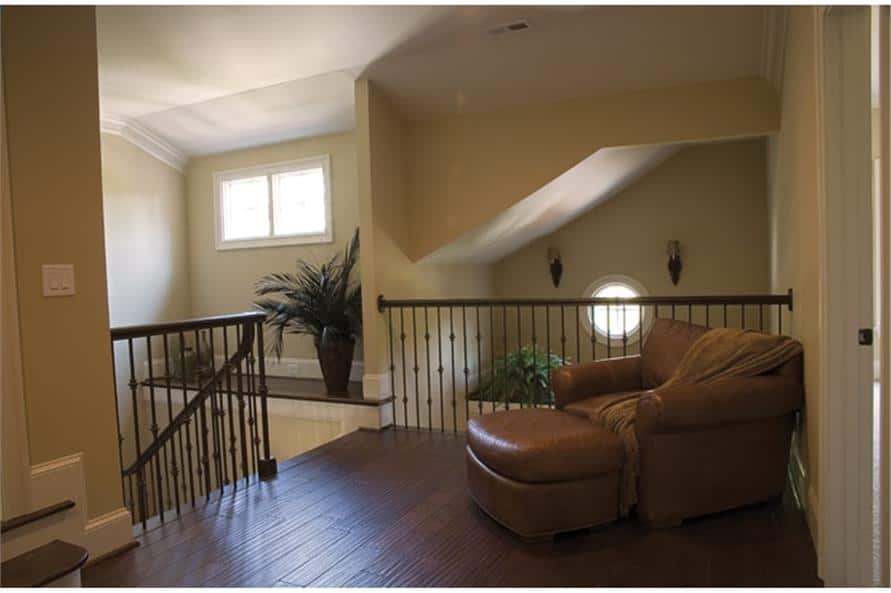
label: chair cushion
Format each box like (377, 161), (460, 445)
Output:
(467, 409), (624, 483)
(563, 391), (650, 423)
(641, 319), (709, 388)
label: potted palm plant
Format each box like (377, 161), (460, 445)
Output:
(478, 346), (567, 406)
(254, 228), (362, 396)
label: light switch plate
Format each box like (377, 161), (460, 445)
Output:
(42, 264), (75, 297)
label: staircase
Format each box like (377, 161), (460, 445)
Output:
(1, 501), (87, 586)
(109, 311), (277, 531)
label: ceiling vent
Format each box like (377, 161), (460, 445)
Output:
(487, 19), (530, 36)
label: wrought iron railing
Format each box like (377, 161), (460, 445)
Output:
(109, 312), (276, 530)
(377, 291), (793, 432)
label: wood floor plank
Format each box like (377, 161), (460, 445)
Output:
(87, 431), (402, 585)
(83, 428), (823, 587)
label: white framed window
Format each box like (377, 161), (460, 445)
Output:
(582, 275), (651, 345)
(213, 155), (332, 250)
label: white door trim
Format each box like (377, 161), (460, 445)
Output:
(815, 5), (880, 586)
(875, 6), (890, 586)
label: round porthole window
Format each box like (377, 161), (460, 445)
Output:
(582, 275), (650, 345)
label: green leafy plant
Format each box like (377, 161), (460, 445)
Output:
(254, 227), (362, 360)
(479, 346), (568, 405)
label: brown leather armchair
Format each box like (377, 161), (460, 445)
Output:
(552, 318), (804, 526)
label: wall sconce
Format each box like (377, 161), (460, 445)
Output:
(667, 240), (682, 285)
(547, 247), (563, 288)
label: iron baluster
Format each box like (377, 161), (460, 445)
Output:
(126, 338), (147, 529)
(516, 305), (522, 408)
(110, 341), (126, 512)
(463, 306), (469, 423)
(437, 306), (445, 432)
(194, 329), (211, 500)
(450, 307), (457, 432)
(531, 306), (537, 408)
(145, 336), (165, 522)
(235, 349), (249, 483)
(476, 307), (483, 417)
(489, 305), (496, 414)
(412, 307), (421, 430)
(255, 319), (274, 478)
(545, 305), (551, 407)
(207, 327), (225, 493)
(400, 308), (408, 428)
(502, 305), (508, 410)
(162, 333), (182, 515)
(424, 308), (432, 431)
(387, 308), (396, 424)
(178, 332), (196, 506)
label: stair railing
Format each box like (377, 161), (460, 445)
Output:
(377, 291), (795, 432)
(109, 311), (276, 530)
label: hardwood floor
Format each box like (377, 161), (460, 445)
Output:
(83, 429), (822, 587)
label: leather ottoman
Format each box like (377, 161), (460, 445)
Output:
(466, 408), (624, 540)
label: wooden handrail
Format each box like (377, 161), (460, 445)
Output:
(111, 311), (266, 340)
(378, 290), (794, 311)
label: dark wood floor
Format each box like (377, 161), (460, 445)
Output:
(83, 429), (822, 587)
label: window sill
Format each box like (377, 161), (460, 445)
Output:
(215, 232), (333, 251)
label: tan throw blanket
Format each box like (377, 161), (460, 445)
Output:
(594, 328), (803, 516)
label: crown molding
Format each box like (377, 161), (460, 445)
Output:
(761, 6), (788, 96)
(100, 117), (187, 172)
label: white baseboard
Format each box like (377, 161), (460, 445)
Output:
(83, 507), (133, 559)
(362, 372), (391, 401)
(1, 452), (134, 563)
(378, 398), (395, 429)
(266, 356), (364, 381)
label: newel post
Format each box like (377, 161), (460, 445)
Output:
(255, 318), (277, 479)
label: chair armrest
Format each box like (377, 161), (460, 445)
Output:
(552, 355), (642, 409)
(636, 376), (804, 436)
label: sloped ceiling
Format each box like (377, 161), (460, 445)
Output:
(420, 143), (682, 264)
(96, 6), (768, 158)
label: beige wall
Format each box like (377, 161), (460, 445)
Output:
(1, 24), (32, 519)
(2, 7), (123, 519)
(496, 139), (770, 299)
(356, 80), (494, 417)
(404, 77), (780, 261)
(185, 131), (360, 361)
(102, 133), (190, 326)
(766, 6), (821, 537)
(494, 139), (770, 361)
(100, 132), (191, 466)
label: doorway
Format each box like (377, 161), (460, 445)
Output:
(816, 5), (889, 586)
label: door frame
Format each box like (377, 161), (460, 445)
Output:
(815, 5), (888, 586)
(876, 6), (890, 586)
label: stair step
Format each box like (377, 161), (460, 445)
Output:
(1, 539), (88, 587)
(1, 500), (76, 535)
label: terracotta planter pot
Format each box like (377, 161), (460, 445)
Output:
(316, 331), (355, 396)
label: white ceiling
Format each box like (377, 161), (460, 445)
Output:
(96, 5), (769, 159)
(367, 6), (767, 118)
(421, 143), (682, 264)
